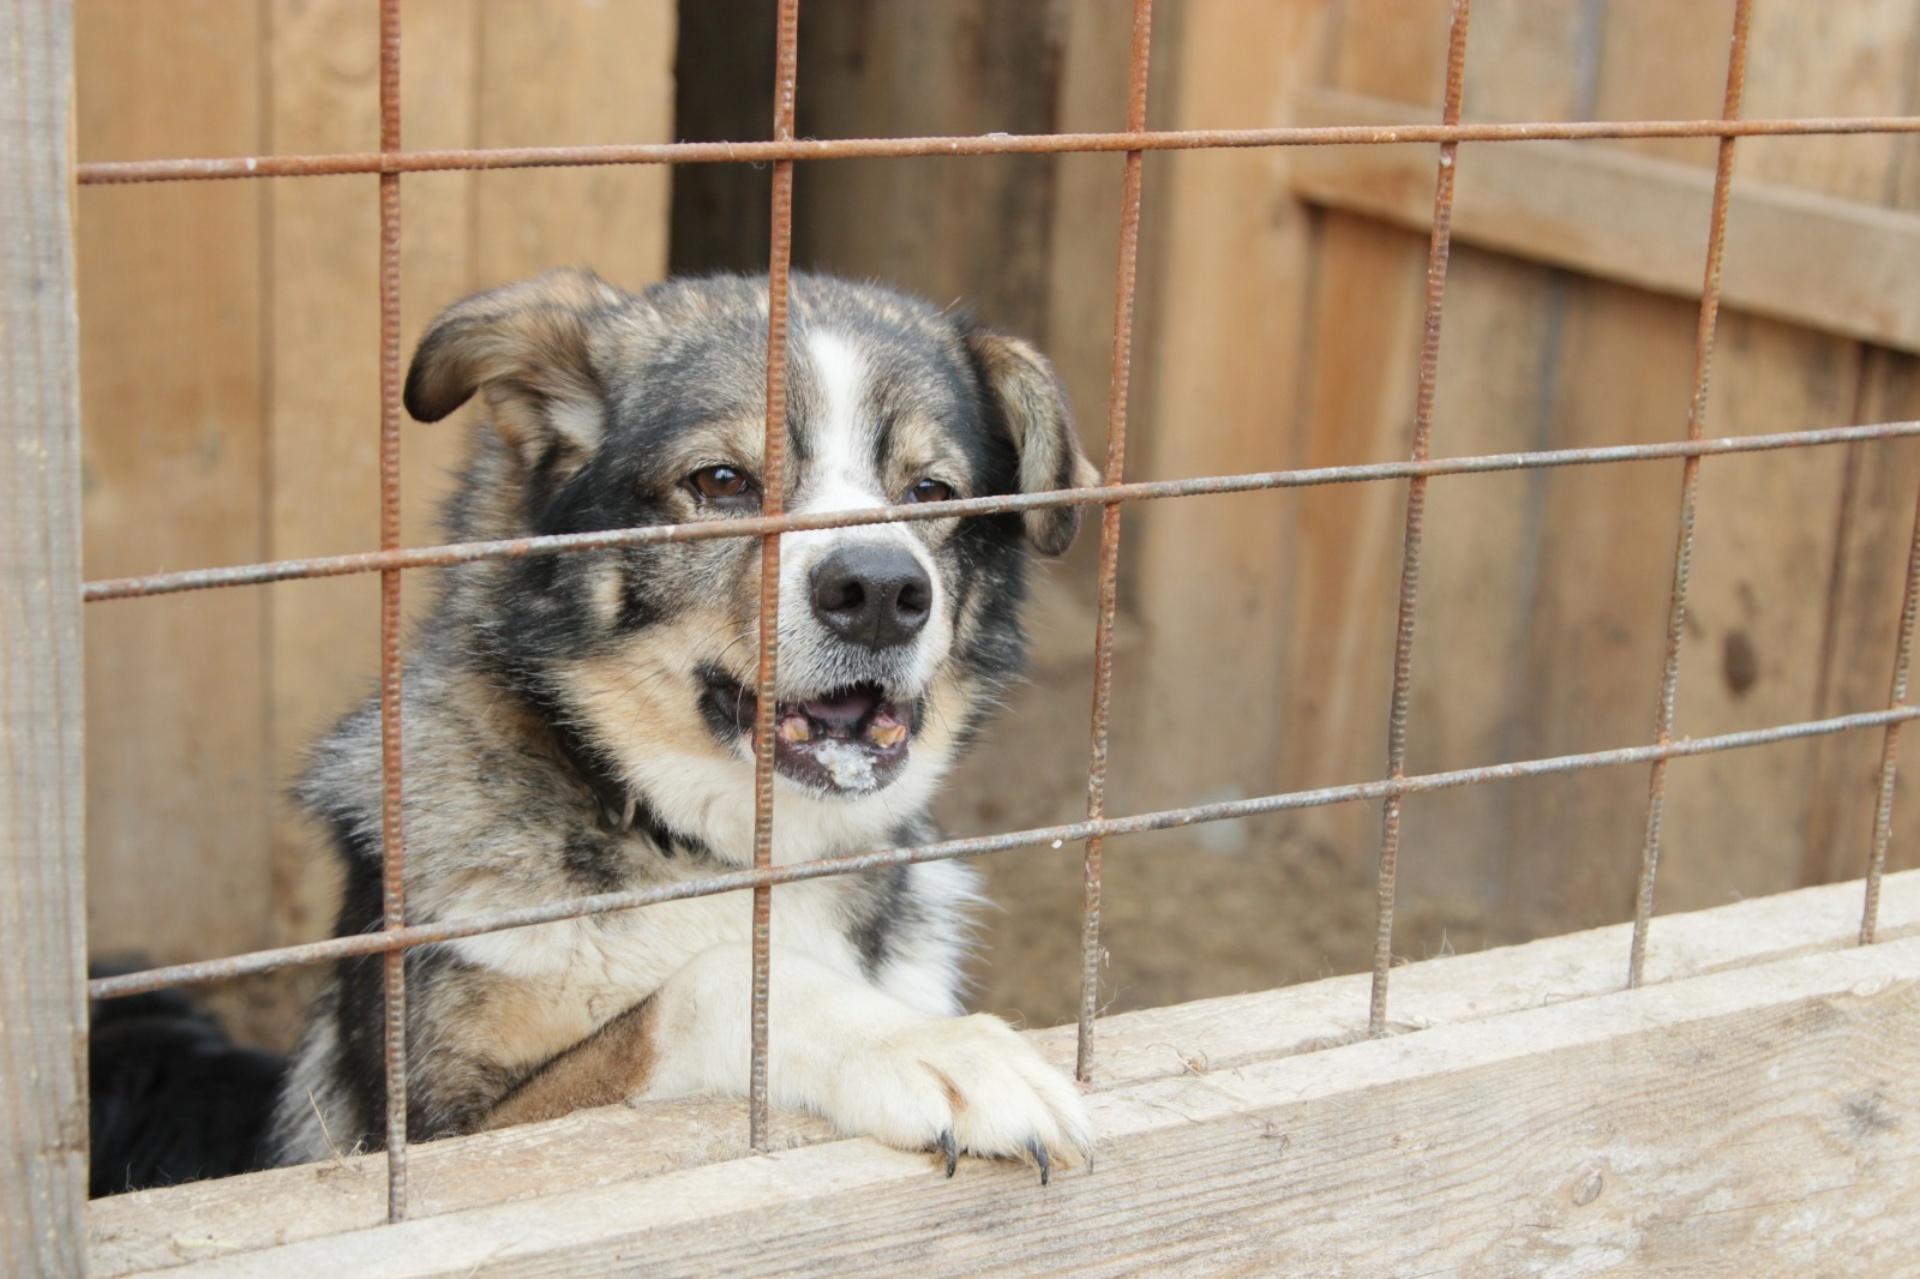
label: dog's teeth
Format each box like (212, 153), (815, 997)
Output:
(866, 717), (907, 749)
(778, 714), (812, 743)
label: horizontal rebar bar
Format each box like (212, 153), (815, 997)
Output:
(82, 420), (1920, 603)
(74, 116), (1920, 185)
(86, 704), (1916, 1003)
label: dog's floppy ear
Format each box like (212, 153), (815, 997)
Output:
(967, 331), (1100, 557)
(404, 268), (625, 471)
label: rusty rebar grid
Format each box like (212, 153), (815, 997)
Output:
(73, 116), (1920, 187)
(1627, 0), (1753, 991)
(749, 0), (802, 1156)
(1368, 0), (1470, 1041)
(84, 423), (1920, 606)
(375, 0), (408, 1225)
(1076, 0), (1153, 1089)
(89, 704), (1919, 1006)
(63, 5), (1920, 1205)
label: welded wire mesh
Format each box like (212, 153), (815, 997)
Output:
(73, 0), (1920, 1226)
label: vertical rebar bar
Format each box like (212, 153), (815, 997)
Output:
(375, 0), (409, 1225)
(749, 0), (802, 1153)
(1076, 0), (1154, 1086)
(1367, 0), (1472, 1040)
(1627, 0), (1753, 989)
(1861, 481), (1920, 943)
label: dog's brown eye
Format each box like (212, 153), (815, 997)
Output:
(689, 465), (757, 504)
(907, 478), (954, 504)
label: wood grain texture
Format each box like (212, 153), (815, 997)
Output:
(265, 0), (676, 953)
(263, 0), (485, 951)
(470, 0), (674, 291)
(1278, 1), (1920, 940)
(1268, 0), (1449, 887)
(1804, 358), (1920, 885)
(89, 873), (1920, 1277)
(1395, 0), (1589, 923)
(1, 1), (88, 1271)
(1117, 0), (1330, 841)
(1794, 0), (1920, 890)
(1290, 89), (1920, 356)
(265, 0), (410, 952)
(789, 0), (1062, 340)
(75, 0), (272, 967)
(1596, 0), (1900, 922)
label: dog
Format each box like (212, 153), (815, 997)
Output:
(268, 269), (1099, 1180)
(88, 974), (287, 1196)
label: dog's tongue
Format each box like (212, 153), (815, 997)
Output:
(802, 688), (877, 731)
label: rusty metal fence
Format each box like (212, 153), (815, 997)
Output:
(75, 0), (1920, 1227)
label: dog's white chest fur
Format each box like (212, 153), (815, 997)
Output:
(447, 861), (973, 1025)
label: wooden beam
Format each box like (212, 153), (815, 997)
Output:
(1290, 88), (1920, 356)
(0, 1), (88, 1273)
(92, 871), (1920, 1275)
(97, 923), (1920, 1276)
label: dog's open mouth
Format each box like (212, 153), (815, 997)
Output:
(701, 669), (915, 796)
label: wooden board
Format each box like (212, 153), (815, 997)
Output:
(75, 0), (272, 965)
(1795, 0), (1920, 888)
(469, 0), (675, 292)
(1290, 89), (1920, 356)
(89, 872), (1920, 1276)
(1264, 0), (1451, 907)
(0, 2), (87, 1271)
(1803, 357), (1920, 885)
(789, 0), (1061, 339)
(1267, 1), (1920, 942)
(264, 0), (414, 951)
(265, 0), (676, 954)
(1371, 1), (1593, 927)
(1118, 0), (1331, 843)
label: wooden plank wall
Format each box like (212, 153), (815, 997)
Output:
(1116, 0), (1920, 971)
(72, 0), (1920, 1021)
(75, 1), (675, 982)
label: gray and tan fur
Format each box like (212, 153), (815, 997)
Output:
(270, 269), (1098, 1177)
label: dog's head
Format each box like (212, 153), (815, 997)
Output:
(407, 269), (1096, 859)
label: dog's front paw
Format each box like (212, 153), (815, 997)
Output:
(828, 1013), (1091, 1183)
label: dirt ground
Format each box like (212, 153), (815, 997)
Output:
(965, 828), (1536, 1030)
(929, 583), (1532, 1031)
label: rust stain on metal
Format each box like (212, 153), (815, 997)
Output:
(1629, 0), (1753, 991)
(75, 117), (1920, 187)
(1077, 0), (1154, 1089)
(376, 0), (409, 1223)
(83, 423), (1920, 604)
(1370, 0), (1471, 1040)
(749, 0), (802, 1155)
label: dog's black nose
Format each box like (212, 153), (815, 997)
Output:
(810, 544), (933, 650)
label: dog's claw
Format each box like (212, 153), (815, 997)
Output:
(939, 1129), (957, 1178)
(1028, 1137), (1051, 1187)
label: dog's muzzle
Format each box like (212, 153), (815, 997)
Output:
(809, 544), (932, 651)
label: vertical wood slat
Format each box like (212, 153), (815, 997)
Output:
(74, 0), (271, 975)
(0, 1), (89, 1272)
